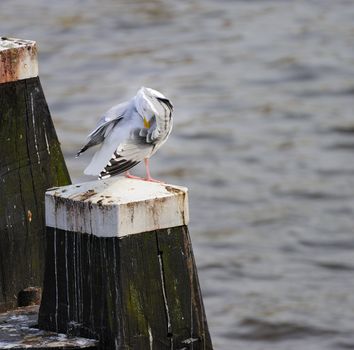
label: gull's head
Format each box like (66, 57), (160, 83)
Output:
(135, 87), (168, 128)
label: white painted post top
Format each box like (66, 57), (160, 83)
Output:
(46, 177), (189, 238)
(0, 37), (38, 83)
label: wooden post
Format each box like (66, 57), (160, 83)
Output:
(0, 37), (71, 311)
(38, 178), (213, 349)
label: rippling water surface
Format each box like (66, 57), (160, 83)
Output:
(2, 1), (354, 348)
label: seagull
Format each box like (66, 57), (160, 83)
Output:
(76, 87), (173, 182)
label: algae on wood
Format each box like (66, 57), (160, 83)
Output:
(39, 226), (213, 349)
(0, 77), (71, 311)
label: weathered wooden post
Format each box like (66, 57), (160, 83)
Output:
(0, 37), (71, 311)
(38, 177), (213, 349)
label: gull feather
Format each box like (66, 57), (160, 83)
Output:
(77, 87), (173, 179)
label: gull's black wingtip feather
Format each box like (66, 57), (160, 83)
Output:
(98, 153), (140, 180)
(76, 145), (89, 158)
(157, 97), (173, 111)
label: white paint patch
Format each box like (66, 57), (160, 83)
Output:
(158, 253), (172, 334)
(182, 337), (199, 344)
(30, 93), (41, 164)
(148, 325), (153, 349)
(44, 130), (51, 154)
(54, 228), (58, 332)
(45, 177), (189, 237)
(65, 231), (70, 320)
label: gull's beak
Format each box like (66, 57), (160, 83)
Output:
(143, 117), (150, 129)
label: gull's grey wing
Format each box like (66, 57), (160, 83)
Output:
(76, 117), (123, 157)
(76, 101), (130, 157)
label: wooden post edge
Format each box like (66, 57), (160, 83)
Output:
(0, 37), (71, 311)
(39, 178), (213, 349)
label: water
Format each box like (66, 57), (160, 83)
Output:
(2, 0), (354, 348)
(0, 306), (98, 348)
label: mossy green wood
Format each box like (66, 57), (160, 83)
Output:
(0, 77), (71, 311)
(156, 226), (212, 348)
(39, 226), (213, 349)
(119, 230), (169, 348)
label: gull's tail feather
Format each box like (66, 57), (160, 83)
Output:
(84, 147), (116, 176)
(84, 153), (104, 176)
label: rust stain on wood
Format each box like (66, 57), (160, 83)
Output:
(0, 37), (38, 84)
(164, 185), (185, 195)
(27, 209), (32, 223)
(165, 186), (187, 225)
(74, 189), (97, 201)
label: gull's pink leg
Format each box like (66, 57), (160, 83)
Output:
(144, 158), (163, 183)
(125, 171), (143, 180)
